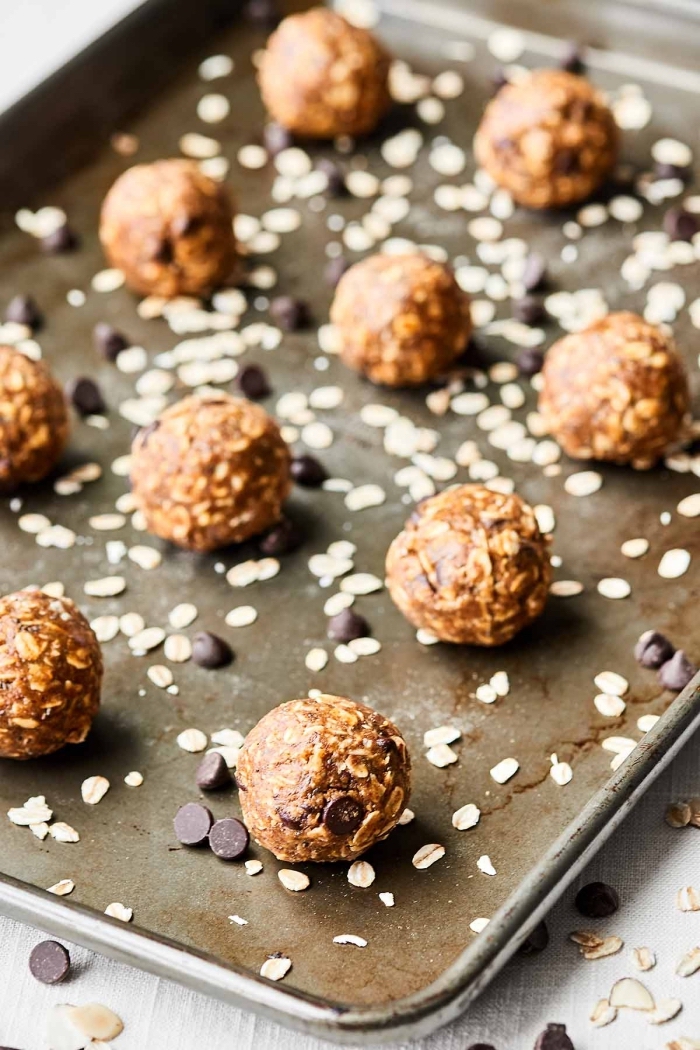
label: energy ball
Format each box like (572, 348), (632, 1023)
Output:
(258, 7), (391, 139)
(0, 590), (102, 760)
(386, 485), (551, 646)
(236, 694), (411, 862)
(474, 69), (618, 209)
(0, 346), (69, 491)
(330, 253), (472, 387)
(539, 312), (691, 467)
(130, 393), (291, 552)
(99, 159), (237, 297)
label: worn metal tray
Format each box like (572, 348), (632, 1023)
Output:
(0, 0), (699, 1043)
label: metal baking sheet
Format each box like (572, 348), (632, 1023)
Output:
(0, 0), (699, 1043)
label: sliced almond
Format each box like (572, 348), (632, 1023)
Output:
(676, 886), (700, 912)
(260, 956), (291, 981)
(68, 1003), (124, 1042)
(648, 998), (682, 1025)
(583, 936), (623, 960)
(676, 946), (700, 976)
(631, 946), (655, 971)
(609, 977), (655, 1011)
(590, 998), (617, 1027)
(570, 930), (603, 948)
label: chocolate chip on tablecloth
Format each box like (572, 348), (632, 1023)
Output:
(634, 629), (674, 669)
(174, 802), (214, 845)
(658, 649), (697, 691)
(258, 516), (303, 556)
(270, 295), (310, 331)
(534, 1024), (574, 1050)
(322, 796), (365, 836)
(65, 376), (106, 417)
(516, 347), (545, 377)
(316, 158), (346, 197)
(263, 121), (293, 156)
(196, 751), (233, 791)
(327, 608), (370, 643)
(291, 454), (327, 487)
(522, 252), (547, 292)
(41, 223), (79, 253)
(238, 363), (271, 400)
(467, 1045), (497, 1050)
(518, 919), (550, 955)
(512, 295), (546, 326)
(575, 881), (619, 918)
(654, 160), (691, 181)
(209, 817), (249, 860)
(29, 940), (70, 984)
(5, 294), (42, 329)
(94, 322), (129, 361)
(559, 42), (585, 75)
(324, 256), (350, 287)
(663, 206), (699, 242)
(192, 631), (234, 669)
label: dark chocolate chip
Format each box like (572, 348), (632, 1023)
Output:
(192, 632), (234, 669)
(522, 253), (547, 292)
(269, 295), (310, 331)
(41, 224), (79, 254)
(290, 454), (327, 488)
(153, 238), (174, 264)
(655, 160), (691, 181)
(196, 751), (232, 791)
(534, 1023), (574, 1050)
(324, 256), (350, 288)
(664, 207), (699, 242)
(658, 649), (697, 692)
(94, 322), (128, 361)
(258, 516), (303, 556)
(516, 347), (545, 377)
(278, 809), (304, 829)
(518, 919), (550, 955)
(65, 377), (106, 417)
(327, 608), (370, 643)
(263, 122), (293, 156)
(238, 363), (271, 400)
(5, 294), (42, 329)
(316, 157), (346, 197)
(322, 796), (364, 835)
(467, 1045), (497, 1050)
(559, 42), (586, 75)
(634, 629), (675, 669)
(575, 881), (619, 918)
(28, 940), (70, 985)
(491, 67), (510, 94)
(174, 802), (214, 846)
(209, 816), (249, 860)
(245, 0), (280, 27)
(555, 149), (579, 175)
(512, 295), (546, 326)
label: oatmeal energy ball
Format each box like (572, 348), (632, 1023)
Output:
(474, 69), (618, 209)
(99, 159), (237, 297)
(258, 7), (391, 139)
(539, 312), (691, 467)
(130, 393), (291, 552)
(0, 590), (102, 760)
(330, 252), (472, 387)
(386, 485), (551, 646)
(0, 345), (69, 491)
(236, 694), (411, 862)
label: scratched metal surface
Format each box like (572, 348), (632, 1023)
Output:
(0, 0), (698, 1039)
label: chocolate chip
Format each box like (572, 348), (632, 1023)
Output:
(269, 295), (310, 331)
(522, 252), (547, 292)
(324, 256), (350, 287)
(534, 1023), (574, 1050)
(328, 608), (370, 643)
(196, 751), (232, 791)
(153, 238), (174, 264)
(238, 363), (271, 400)
(516, 347), (545, 377)
(322, 796), (364, 835)
(575, 881), (619, 918)
(658, 649), (697, 692)
(192, 632), (234, 669)
(94, 322), (128, 361)
(28, 940), (70, 985)
(559, 42), (586, 75)
(263, 122), (293, 156)
(258, 516), (303, 556)
(664, 207), (699, 242)
(512, 295), (546, 326)
(65, 377), (106, 417)
(467, 1045), (496, 1050)
(316, 157), (346, 197)
(174, 802), (214, 846)
(5, 294), (42, 329)
(634, 629), (675, 669)
(654, 161), (691, 182)
(209, 817), (249, 860)
(519, 919), (549, 955)
(290, 454), (327, 488)
(245, 0), (280, 27)
(491, 67), (510, 94)
(41, 224), (79, 254)
(555, 149), (579, 175)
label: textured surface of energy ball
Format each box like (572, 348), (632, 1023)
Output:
(539, 312), (690, 467)
(99, 159), (237, 297)
(474, 69), (618, 209)
(0, 590), (102, 759)
(0, 346), (69, 491)
(130, 393), (291, 552)
(330, 252), (472, 387)
(258, 7), (391, 139)
(386, 484), (551, 646)
(236, 694), (411, 862)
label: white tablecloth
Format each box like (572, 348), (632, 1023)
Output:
(2, 733), (698, 1050)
